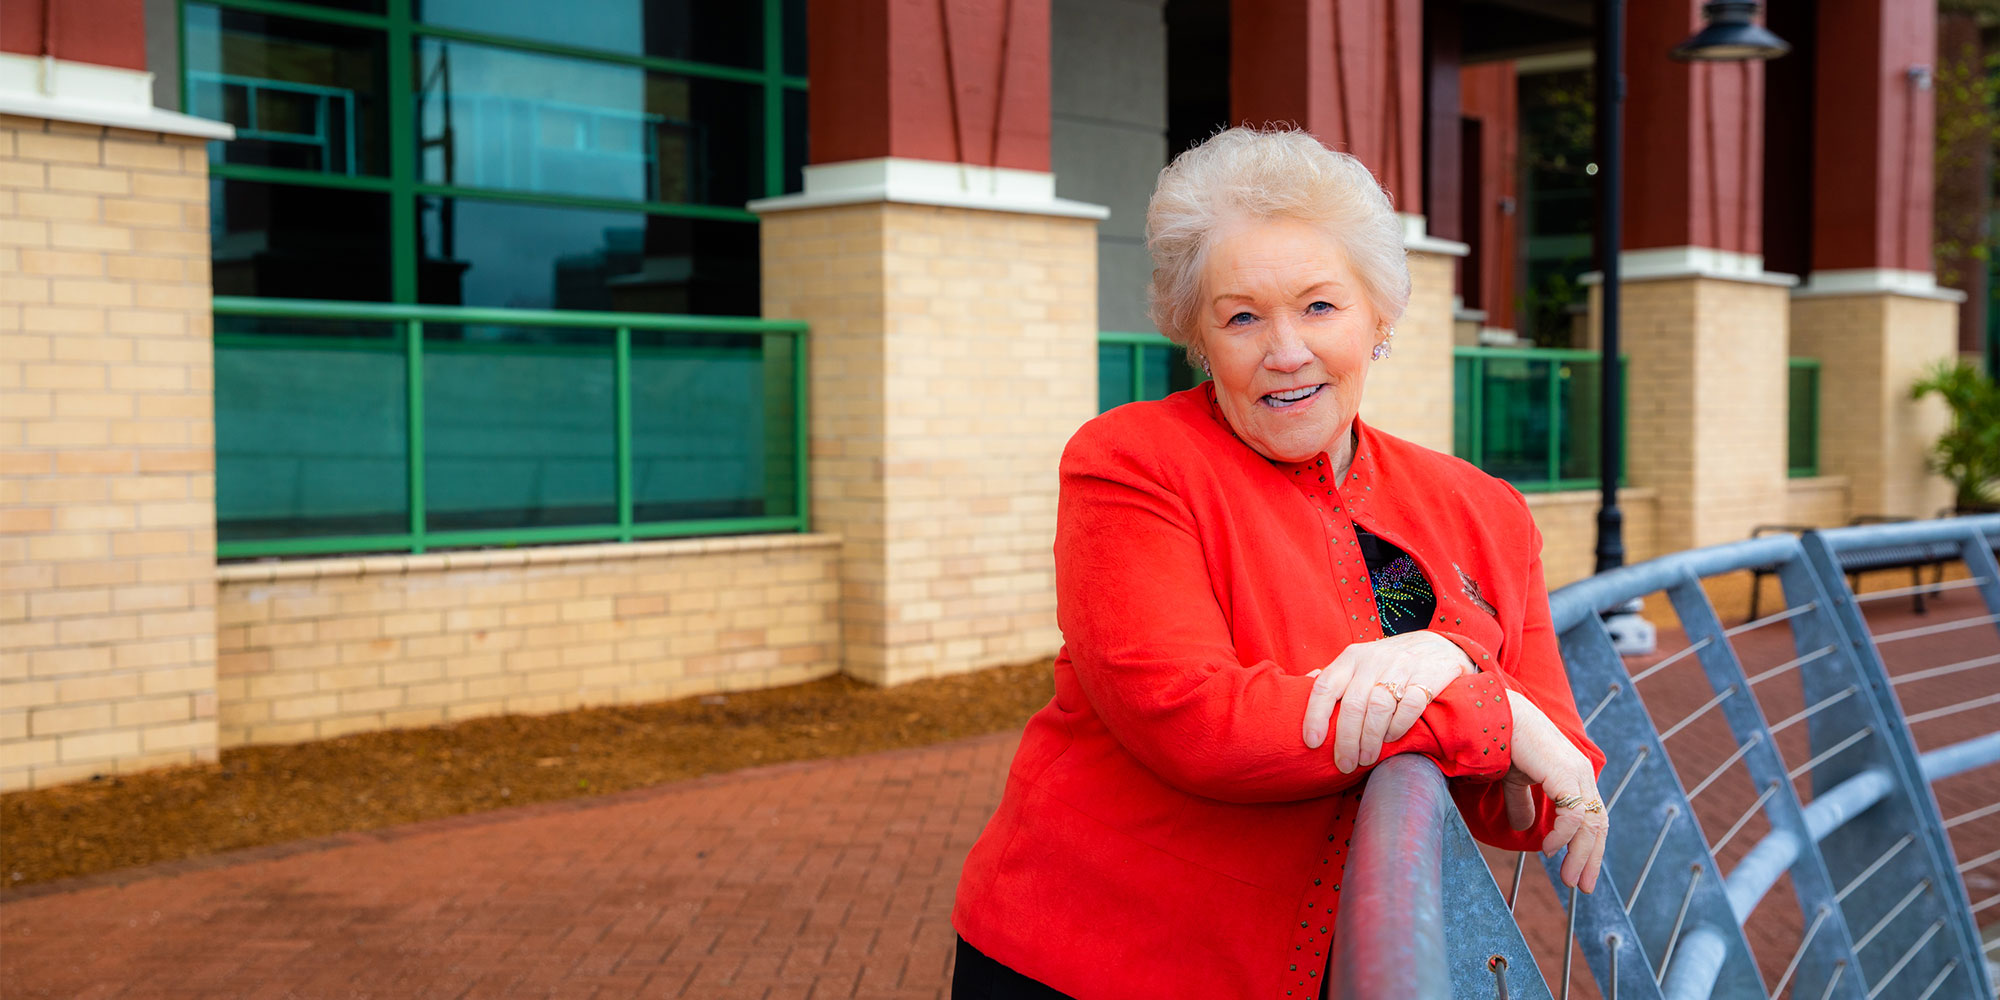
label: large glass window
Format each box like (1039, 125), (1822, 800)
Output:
(186, 0), (804, 312)
(414, 39), (763, 207)
(189, 0), (809, 557)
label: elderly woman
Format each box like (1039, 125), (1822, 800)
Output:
(950, 128), (1608, 999)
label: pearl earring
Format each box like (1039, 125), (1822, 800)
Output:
(1372, 327), (1396, 361)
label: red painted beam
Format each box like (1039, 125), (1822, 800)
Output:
(1811, 0), (1934, 273)
(1623, 0), (1765, 255)
(1230, 0), (1425, 216)
(0, 0), (149, 72)
(807, 0), (1050, 171)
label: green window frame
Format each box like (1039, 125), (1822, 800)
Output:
(1452, 346), (1627, 493)
(1787, 357), (1821, 479)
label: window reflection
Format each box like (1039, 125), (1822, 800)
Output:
(417, 197), (758, 314)
(414, 38), (762, 205)
(184, 3), (389, 176)
(416, 0), (762, 68)
(212, 180), (392, 301)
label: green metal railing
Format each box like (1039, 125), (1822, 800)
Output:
(212, 297), (808, 559)
(1452, 346), (1626, 492)
(1787, 357), (1821, 478)
(1098, 331), (1201, 412)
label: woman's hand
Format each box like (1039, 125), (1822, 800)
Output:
(1502, 689), (1608, 893)
(1301, 631), (1477, 773)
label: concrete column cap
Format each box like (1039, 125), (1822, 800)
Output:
(0, 53), (233, 139)
(1792, 268), (1968, 302)
(1579, 246), (1799, 288)
(748, 157), (1109, 220)
(1401, 214), (1470, 257)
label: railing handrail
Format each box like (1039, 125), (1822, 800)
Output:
(213, 296), (810, 336)
(1335, 754), (1452, 1000)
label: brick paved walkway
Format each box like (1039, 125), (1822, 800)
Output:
(1, 734), (1016, 999)
(3, 585), (1993, 1000)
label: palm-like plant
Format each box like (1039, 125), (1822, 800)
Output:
(1911, 360), (2000, 511)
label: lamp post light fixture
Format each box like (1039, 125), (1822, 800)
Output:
(1672, 1), (1791, 62)
(1591, 0), (1787, 655)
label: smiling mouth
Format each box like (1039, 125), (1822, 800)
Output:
(1261, 384), (1326, 408)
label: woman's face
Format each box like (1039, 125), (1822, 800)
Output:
(1196, 216), (1387, 464)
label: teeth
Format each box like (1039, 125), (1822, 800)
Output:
(1267, 386), (1319, 402)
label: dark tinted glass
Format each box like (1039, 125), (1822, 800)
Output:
(783, 87), (807, 195)
(215, 316), (408, 543)
(416, 0), (762, 69)
(212, 179), (392, 301)
(183, 3), (389, 176)
(1097, 343), (1133, 412)
(414, 38), (763, 207)
(631, 331), (798, 522)
(782, 0), (806, 75)
(1555, 357), (1603, 482)
(422, 325), (616, 531)
(417, 197), (759, 314)
(1474, 356), (1553, 483)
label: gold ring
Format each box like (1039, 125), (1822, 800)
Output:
(1406, 683), (1435, 703)
(1376, 680), (1402, 700)
(1582, 799), (1605, 814)
(1552, 793), (1587, 810)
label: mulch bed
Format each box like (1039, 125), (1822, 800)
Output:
(1, 660), (1054, 892)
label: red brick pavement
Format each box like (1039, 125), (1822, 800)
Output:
(3, 585), (1993, 1000)
(2, 734), (1017, 999)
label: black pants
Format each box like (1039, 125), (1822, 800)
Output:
(951, 936), (1077, 999)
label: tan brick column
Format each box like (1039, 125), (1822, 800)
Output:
(1590, 262), (1793, 552)
(2, 113), (225, 790)
(756, 174), (1102, 685)
(1789, 288), (1958, 518)
(1363, 234), (1461, 452)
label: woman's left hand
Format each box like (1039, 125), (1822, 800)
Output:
(1301, 631), (1477, 772)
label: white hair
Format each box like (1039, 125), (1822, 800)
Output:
(1145, 127), (1411, 360)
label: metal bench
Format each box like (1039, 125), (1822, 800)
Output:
(1337, 514), (2000, 999)
(1748, 518), (1966, 620)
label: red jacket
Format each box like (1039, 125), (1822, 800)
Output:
(952, 385), (1604, 999)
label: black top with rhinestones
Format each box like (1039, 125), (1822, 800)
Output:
(1354, 527), (1436, 637)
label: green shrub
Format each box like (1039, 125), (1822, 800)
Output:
(1911, 360), (2000, 510)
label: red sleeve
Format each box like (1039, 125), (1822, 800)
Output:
(1054, 436), (1513, 806)
(1442, 506), (1608, 850)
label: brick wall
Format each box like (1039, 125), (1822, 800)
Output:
(1599, 276), (1791, 552)
(1790, 294), (1955, 518)
(761, 202), (1098, 686)
(1783, 475), (1851, 528)
(213, 535), (841, 746)
(1523, 488), (1660, 589)
(1, 115), (218, 791)
(1362, 251), (1455, 451)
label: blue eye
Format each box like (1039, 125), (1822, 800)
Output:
(1306, 301), (1334, 315)
(1228, 311), (1256, 326)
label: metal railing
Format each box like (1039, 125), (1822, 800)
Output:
(1338, 514), (2000, 998)
(1452, 347), (1627, 493)
(212, 297), (809, 559)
